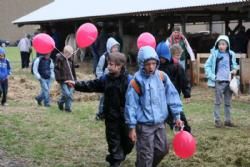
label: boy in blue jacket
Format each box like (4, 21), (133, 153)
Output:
(33, 54), (55, 107)
(157, 42), (191, 133)
(125, 46), (183, 167)
(0, 48), (11, 106)
(204, 35), (238, 128)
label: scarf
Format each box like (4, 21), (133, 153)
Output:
(169, 32), (186, 45)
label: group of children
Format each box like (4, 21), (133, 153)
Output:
(64, 36), (186, 166)
(0, 30), (239, 166)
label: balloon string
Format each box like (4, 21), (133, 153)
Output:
(173, 125), (185, 134)
(54, 47), (64, 56)
(54, 47), (79, 57)
(73, 48), (80, 56)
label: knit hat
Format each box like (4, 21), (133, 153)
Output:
(0, 47), (5, 55)
(156, 42), (171, 61)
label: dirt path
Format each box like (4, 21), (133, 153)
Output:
(0, 149), (28, 167)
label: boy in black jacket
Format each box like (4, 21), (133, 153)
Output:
(157, 42), (191, 132)
(66, 52), (133, 167)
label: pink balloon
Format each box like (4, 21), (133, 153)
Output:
(76, 23), (98, 48)
(137, 32), (156, 49)
(173, 130), (196, 159)
(32, 33), (55, 54)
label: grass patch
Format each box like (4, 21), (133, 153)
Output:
(0, 99), (249, 167)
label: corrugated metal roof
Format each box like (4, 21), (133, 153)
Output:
(13, 0), (248, 24)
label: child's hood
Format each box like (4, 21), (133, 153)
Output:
(0, 47), (5, 56)
(156, 41), (171, 61)
(137, 46), (159, 73)
(106, 37), (120, 53)
(214, 35), (231, 50)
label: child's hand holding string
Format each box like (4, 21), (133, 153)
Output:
(184, 98), (191, 103)
(65, 80), (75, 87)
(230, 70), (237, 75)
(175, 119), (184, 128)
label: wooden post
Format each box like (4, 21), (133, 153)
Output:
(196, 54), (200, 85)
(118, 19), (123, 38)
(225, 20), (230, 36)
(149, 14), (157, 33)
(167, 23), (174, 36)
(118, 19), (124, 52)
(209, 16), (212, 34)
(225, 7), (230, 35)
(240, 58), (250, 94)
(181, 15), (187, 34)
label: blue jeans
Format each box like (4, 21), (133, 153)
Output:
(36, 78), (52, 106)
(58, 83), (74, 110)
(0, 79), (8, 105)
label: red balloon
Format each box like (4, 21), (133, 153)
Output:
(32, 33), (55, 54)
(173, 130), (196, 159)
(76, 23), (98, 48)
(137, 32), (156, 49)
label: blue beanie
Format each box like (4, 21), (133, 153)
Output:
(0, 47), (5, 55)
(156, 42), (171, 61)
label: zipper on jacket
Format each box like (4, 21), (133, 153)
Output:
(149, 81), (155, 124)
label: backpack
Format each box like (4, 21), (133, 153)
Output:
(130, 71), (165, 95)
